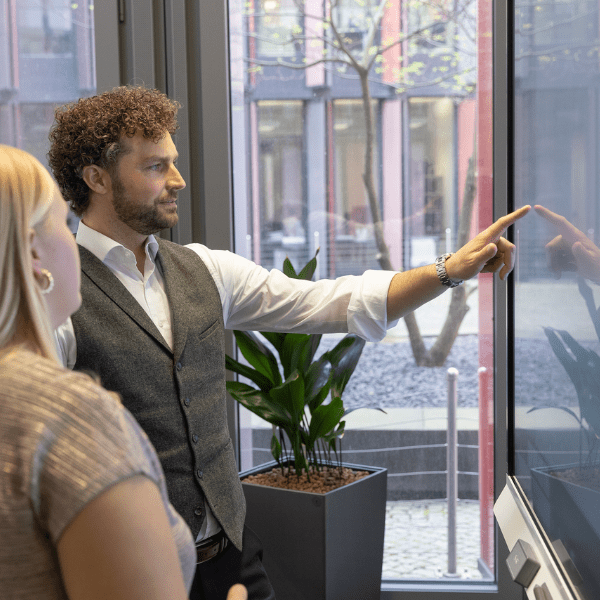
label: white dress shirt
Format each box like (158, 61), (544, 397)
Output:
(55, 221), (398, 541)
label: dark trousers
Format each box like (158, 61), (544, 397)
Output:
(190, 525), (276, 600)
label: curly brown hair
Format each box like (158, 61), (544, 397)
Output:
(48, 86), (181, 216)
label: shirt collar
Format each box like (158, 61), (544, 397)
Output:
(76, 220), (160, 266)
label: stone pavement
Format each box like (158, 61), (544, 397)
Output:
(382, 499), (487, 581)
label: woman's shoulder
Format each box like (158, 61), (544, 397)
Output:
(0, 346), (121, 414)
(0, 346), (134, 461)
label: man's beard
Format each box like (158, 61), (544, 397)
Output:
(111, 174), (178, 236)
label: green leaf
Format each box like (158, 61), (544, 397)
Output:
(343, 406), (387, 417)
(271, 434), (282, 462)
(307, 333), (323, 365)
(283, 257), (297, 278)
(297, 248), (320, 281)
(308, 397), (344, 445)
(305, 356), (332, 410)
(226, 381), (291, 427)
(225, 354), (274, 393)
(280, 333), (313, 379)
(324, 420), (346, 446)
(269, 371), (306, 425)
(324, 334), (366, 398)
(233, 330), (282, 387)
(260, 331), (286, 354)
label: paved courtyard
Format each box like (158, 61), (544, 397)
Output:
(382, 499), (487, 581)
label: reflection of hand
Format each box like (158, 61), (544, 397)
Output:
(445, 205), (531, 281)
(227, 584), (248, 600)
(534, 205), (600, 283)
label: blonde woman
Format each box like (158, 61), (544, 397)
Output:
(0, 145), (247, 600)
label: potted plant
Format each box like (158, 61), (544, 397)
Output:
(226, 251), (387, 600)
(529, 277), (600, 596)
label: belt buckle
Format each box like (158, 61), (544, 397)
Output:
(196, 533), (228, 565)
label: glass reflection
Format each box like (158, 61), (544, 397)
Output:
(513, 0), (600, 595)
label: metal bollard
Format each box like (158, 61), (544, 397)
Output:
(445, 367), (461, 578)
(246, 234), (252, 261)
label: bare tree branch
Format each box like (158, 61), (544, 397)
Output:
(360, 0), (390, 69)
(327, 12), (364, 73)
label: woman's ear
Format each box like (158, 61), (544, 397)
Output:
(29, 227), (43, 274)
(82, 164), (111, 195)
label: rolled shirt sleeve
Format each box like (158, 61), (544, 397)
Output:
(187, 245), (399, 342)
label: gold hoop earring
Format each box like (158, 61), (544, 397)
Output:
(39, 268), (54, 295)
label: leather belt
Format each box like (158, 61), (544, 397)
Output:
(196, 530), (229, 564)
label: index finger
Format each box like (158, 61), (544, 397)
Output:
(534, 204), (584, 243)
(484, 205), (531, 241)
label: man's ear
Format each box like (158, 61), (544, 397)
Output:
(82, 164), (111, 195)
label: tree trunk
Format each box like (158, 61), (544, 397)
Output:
(424, 147), (477, 366)
(358, 70), (477, 366)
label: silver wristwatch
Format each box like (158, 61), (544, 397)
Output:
(435, 253), (463, 288)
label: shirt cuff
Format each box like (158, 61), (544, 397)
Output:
(347, 270), (399, 342)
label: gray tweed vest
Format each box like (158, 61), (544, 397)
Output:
(71, 239), (245, 550)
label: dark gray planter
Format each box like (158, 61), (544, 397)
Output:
(240, 460), (387, 600)
(531, 464), (600, 599)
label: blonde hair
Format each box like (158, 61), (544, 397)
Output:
(0, 145), (59, 361)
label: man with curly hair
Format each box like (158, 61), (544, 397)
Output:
(50, 85), (528, 600)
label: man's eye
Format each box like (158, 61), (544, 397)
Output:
(149, 164), (162, 171)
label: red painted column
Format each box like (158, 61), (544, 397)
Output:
(381, 0), (403, 271)
(477, 0), (495, 574)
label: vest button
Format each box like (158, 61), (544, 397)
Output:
(194, 507), (203, 516)
(176, 362), (182, 371)
(197, 469), (203, 479)
(192, 434), (199, 443)
(184, 397), (190, 407)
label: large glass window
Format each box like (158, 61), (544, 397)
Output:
(17, 1), (75, 54)
(0, 0), (95, 230)
(230, 0), (493, 587)
(332, 99), (380, 276)
(257, 100), (306, 269)
(254, 0), (301, 58)
(0, 0), (96, 167)
(407, 97), (456, 267)
(513, 0), (600, 597)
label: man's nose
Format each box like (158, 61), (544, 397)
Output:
(169, 165), (186, 190)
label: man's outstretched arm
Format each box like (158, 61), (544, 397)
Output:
(387, 206), (531, 320)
